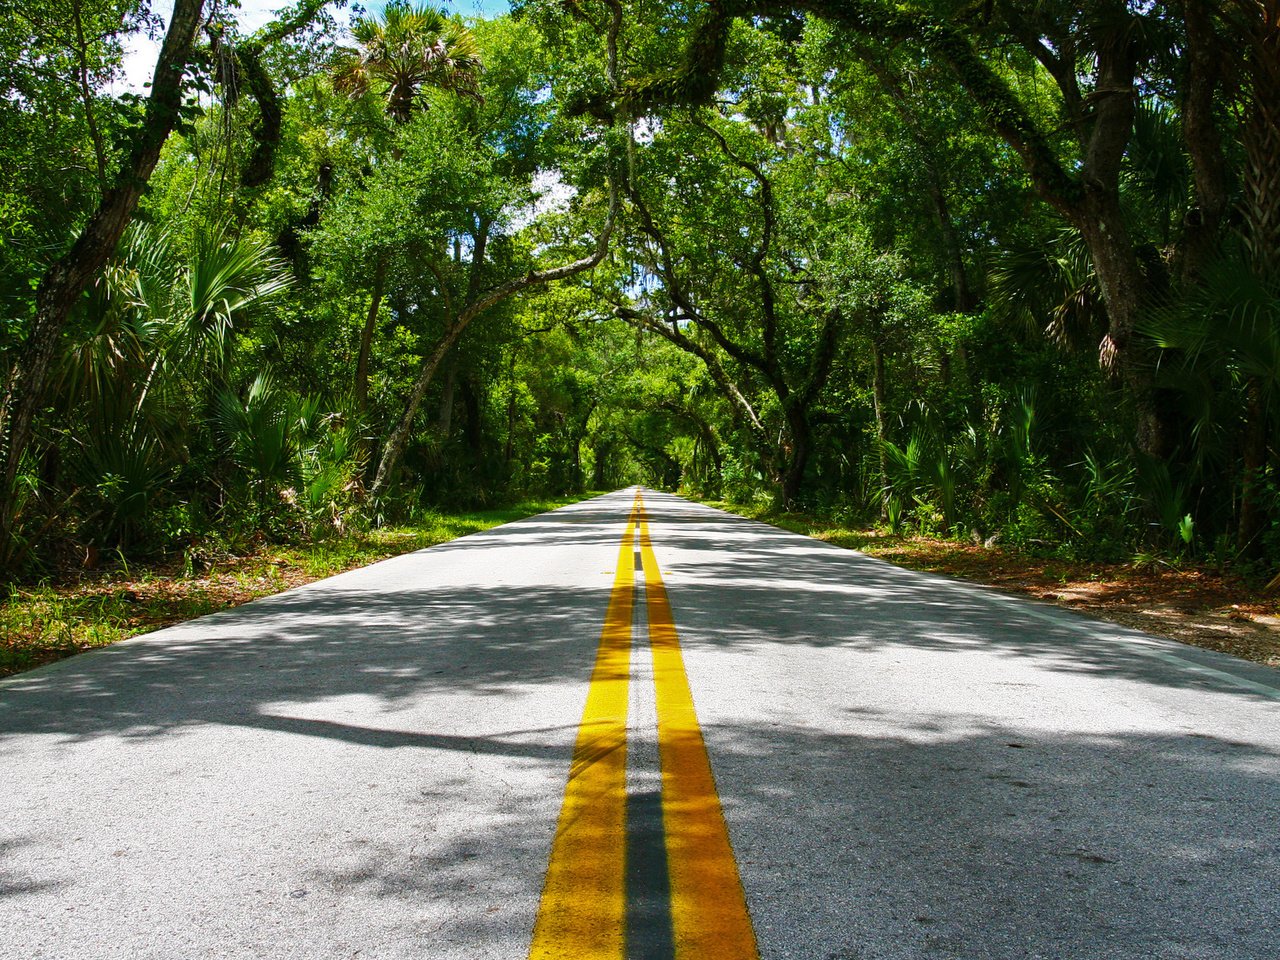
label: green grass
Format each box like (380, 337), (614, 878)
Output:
(0, 494), (594, 679)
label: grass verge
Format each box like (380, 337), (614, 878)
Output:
(704, 500), (1280, 670)
(1, 495), (592, 679)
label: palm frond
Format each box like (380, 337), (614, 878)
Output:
(215, 372), (302, 493)
(988, 229), (1103, 349)
(331, 2), (484, 121)
(1143, 251), (1280, 389)
(175, 231), (293, 367)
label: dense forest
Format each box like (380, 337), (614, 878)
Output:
(1, 0), (1278, 578)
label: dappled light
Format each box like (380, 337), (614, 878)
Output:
(4, 0), (1280, 952)
(4, 492), (1279, 957)
(6, 496), (1276, 751)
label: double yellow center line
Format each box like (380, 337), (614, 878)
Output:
(529, 492), (758, 959)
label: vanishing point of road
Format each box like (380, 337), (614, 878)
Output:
(2, 488), (1279, 959)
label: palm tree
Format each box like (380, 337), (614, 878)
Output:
(330, 3), (485, 430)
(332, 2), (483, 125)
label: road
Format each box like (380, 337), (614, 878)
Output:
(2, 488), (1279, 959)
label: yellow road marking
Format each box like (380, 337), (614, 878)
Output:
(528, 496), (639, 960)
(638, 493), (760, 960)
(531, 491), (757, 959)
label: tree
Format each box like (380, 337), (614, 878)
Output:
(5, 0), (1277, 572)
(332, 2), (483, 126)
(0, 0), (206, 566)
(356, 10), (624, 500)
(327, 3), (485, 421)
(600, 0), (1243, 460)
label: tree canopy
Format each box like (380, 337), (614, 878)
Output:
(1, 0), (1277, 576)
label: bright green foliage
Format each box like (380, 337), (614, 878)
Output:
(44, 225), (293, 552)
(332, 3), (484, 123)
(3, 0), (1279, 578)
(0, 0), (146, 352)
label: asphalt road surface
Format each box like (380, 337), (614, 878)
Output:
(3, 488), (1279, 960)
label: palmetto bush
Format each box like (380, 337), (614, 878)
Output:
(68, 394), (180, 550)
(215, 373), (301, 513)
(1143, 249), (1280, 554)
(46, 224), (294, 555)
(295, 405), (368, 536)
(215, 377), (369, 537)
(878, 393), (1089, 548)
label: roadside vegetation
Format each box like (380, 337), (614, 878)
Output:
(0, 496), (591, 678)
(3, 2), (1279, 664)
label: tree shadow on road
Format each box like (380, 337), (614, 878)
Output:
(291, 716), (1280, 960)
(2, 491), (1276, 743)
(0, 496), (638, 742)
(1, 489), (1278, 957)
(644, 495), (1280, 704)
(0, 837), (68, 900)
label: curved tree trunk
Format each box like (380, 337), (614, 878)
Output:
(367, 321), (470, 499)
(354, 256), (387, 415)
(367, 186), (617, 501)
(622, 0), (1180, 459)
(0, 0), (206, 564)
(1075, 197), (1167, 459)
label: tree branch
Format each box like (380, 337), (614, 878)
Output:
(253, 0), (333, 45)
(615, 0), (1085, 214)
(614, 305), (768, 439)
(627, 182), (773, 373)
(368, 182), (620, 498)
(692, 115), (785, 383)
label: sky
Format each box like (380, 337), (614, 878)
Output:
(119, 0), (513, 92)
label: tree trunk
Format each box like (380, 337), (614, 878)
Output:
(1075, 195), (1166, 459)
(696, 420), (723, 476)
(0, 0), (205, 562)
(928, 178), (975, 312)
(460, 376), (484, 457)
(1178, 0), (1231, 285)
(1240, 0), (1280, 285)
(780, 403), (812, 507)
(571, 434), (583, 492)
(367, 324), (466, 498)
(71, 0), (108, 188)
(871, 331), (890, 520)
(354, 257), (387, 415)
(592, 443), (610, 489)
(367, 185), (617, 501)
(437, 364), (456, 437)
(1064, 13), (1171, 460)
(505, 399), (517, 464)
